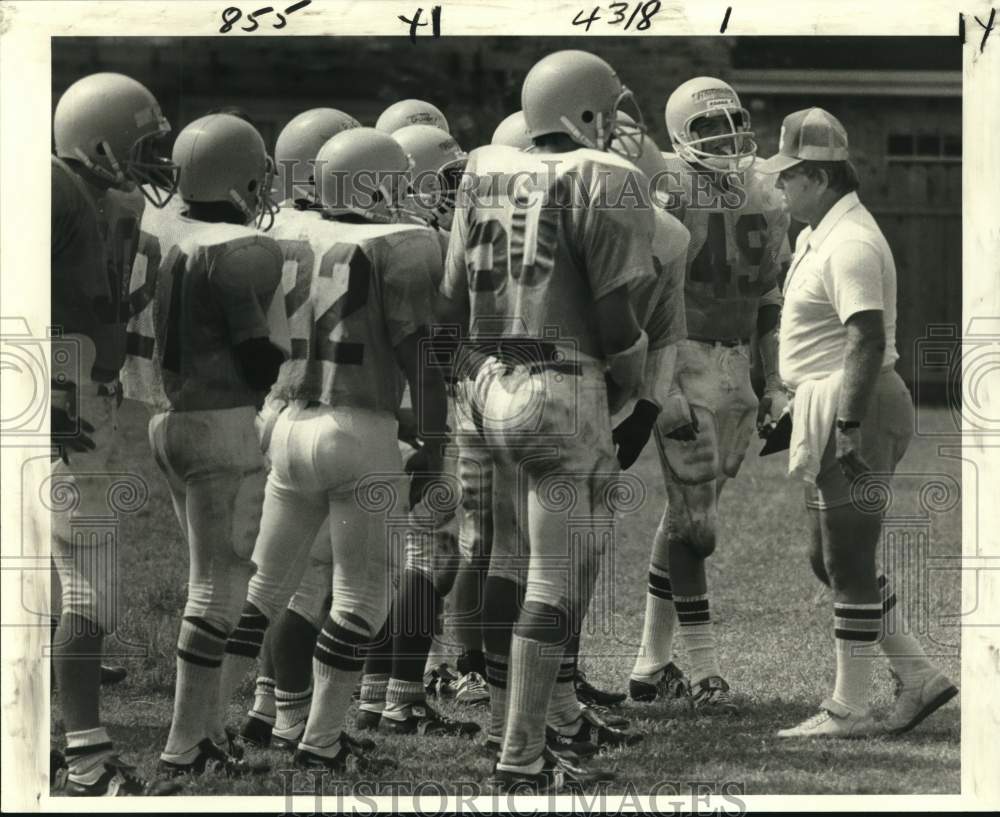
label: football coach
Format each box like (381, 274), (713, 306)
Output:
(757, 108), (957, 739)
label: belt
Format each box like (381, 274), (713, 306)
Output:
(687, 335), (750, 348)
(465, 339), (584, 380)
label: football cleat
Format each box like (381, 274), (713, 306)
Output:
(884, 669), (958, 735)
(355, 706), (384, 732)
(62, 755), (182, 796)
(217, 726), (248, 759)
(629, 662), (690, 703)
(545, 726), (600, 761)
(489, 749), (615, 795)
(578, 705), (643, 748)
(424, 663), (459, 698)
(158, 738), (270, 778)
(454, 671), (490, 706)
(270, 724), (306, 753)
(690, 676), (739, 715)
(294, 733), (394, 775)
(777, 699), (878, 739)
(100, 665), (128, 685)
(574, 670), (627, 707)
(239, 714), (273, 749)
(379, 702), (480, 737)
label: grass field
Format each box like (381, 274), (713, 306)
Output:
(51, 400), (962, 798)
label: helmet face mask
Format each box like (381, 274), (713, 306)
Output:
(607, 95), (647, 160)
(683, 107), (757, 172)
(128, 128), (180, 208)
(392, 124), (466, 230)
(666, 77), (758, 174)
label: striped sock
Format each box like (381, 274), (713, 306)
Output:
(485, 651), (509, 743)
(358, 672), (389, 714)
(877, 575), (934, 685)
(65, 727), (114, 786)
(217, 604), (268, 732)
(675, 594), (719, 685)
(299, 614), (370, 756)
(632, 564), (677, 679)
(163, 616), (228, 758)
(384, 677), (426, 719)
(832, 601), (881, 712)
(250, 676), (277, 724)
(547, 650), (582, 734)
(273, 685), (313, 740)
(499, 633), (561, 770)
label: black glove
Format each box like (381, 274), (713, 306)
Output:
(612, 399), (660, 470)
(52, 405), (96, 457)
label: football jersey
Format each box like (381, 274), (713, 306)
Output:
(51, 156), (144, 382)
(120, 209), (283, 412)
(639, 207), (689, 350)
(662, 153), (790, 342)
(442, 145), (656, 360)
(268, 211), (440, 413)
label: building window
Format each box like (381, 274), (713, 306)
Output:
(887, 132), (961, 162)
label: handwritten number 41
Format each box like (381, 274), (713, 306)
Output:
(220, 0), (311, 33)
(573, 1), (661, 32)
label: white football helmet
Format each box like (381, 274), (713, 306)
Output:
(375, 99), (449, 134)
(491, 111), (532, 150)
(274, 108), (361, 204)
(521, 50), (645, 158)
(172, 114), (278, 230)
(315, 128), (410, 223)
(665, 77), (757, 172)
(54, 72), (178, 207)
(392, 124), (467, 231)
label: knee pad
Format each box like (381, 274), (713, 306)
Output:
(662, 482), (718, 560)
(657, 406), (719, 485)
(231, 468), (267, 562)
(514, 600), (570, 646)
(187, 556), (256, 634)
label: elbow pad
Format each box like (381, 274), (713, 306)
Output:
(606, 330), (649, 398)
(236, 337), (285, 392)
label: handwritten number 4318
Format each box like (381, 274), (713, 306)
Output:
(220, 0), (311, 32)
(573, 1), (661, 31)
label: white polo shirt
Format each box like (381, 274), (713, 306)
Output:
(779, 192), (899, 390)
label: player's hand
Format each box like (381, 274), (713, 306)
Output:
(835, 425), (872, 482)
(612, 399), (660, 470)
(659, 390), (700, 442)
(757, 389), (790, 438)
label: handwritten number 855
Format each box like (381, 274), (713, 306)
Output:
(219, 0), (310, 33)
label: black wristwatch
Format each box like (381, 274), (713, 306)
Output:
(836, 418), (861, 432)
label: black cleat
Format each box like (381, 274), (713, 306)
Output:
(239, 714), (273, 749)
(489, 749), (615, 794)
(62, 755), (182, 796)
(576, 705), (643, 748)
(159, 738), (270, 779)
(545, 726), (599, 761)
(690, 676), (739, 716)
(293, 733), (394, 775)
(574, 670), (626, 707)
(100, 665), (128, 685)
(379, 702), (480, 737)
(629, 662), (689, 703)
(355, 707), (384, 732)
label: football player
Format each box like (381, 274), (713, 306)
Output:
(218, 127), (448, 774)
(375, 99), (449, 135)
(120, 113), (286, 778)
(236, 108), (361, 751)
(352, 123), (483, 735)
(627, 77), (790, 712)
(48, 72), (179, 797)
(439, 50), (656, 793)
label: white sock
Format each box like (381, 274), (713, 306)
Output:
(831, 602), (881, 713)
(675, 594), (719, 685)
(878, 575), (934, 686)
(632, 564), (677, 678)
